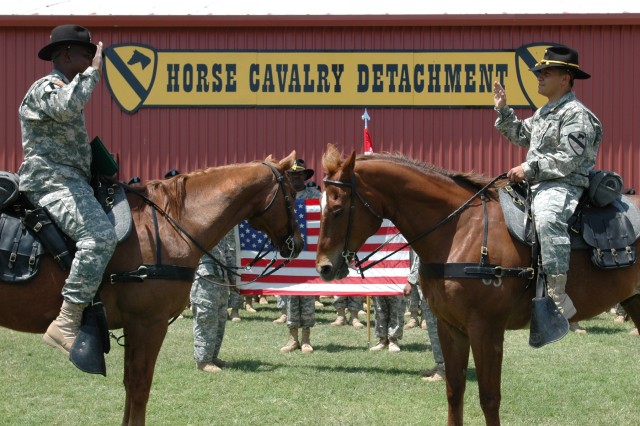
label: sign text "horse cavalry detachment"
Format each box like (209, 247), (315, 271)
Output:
(165, 62), (508, 94)
(102, 44), (552, 112)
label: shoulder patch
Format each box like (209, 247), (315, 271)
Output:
(43, 83), (57, 93)
(567, 131), (586, 155)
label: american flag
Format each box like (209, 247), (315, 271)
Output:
(238, 198), (409, 296)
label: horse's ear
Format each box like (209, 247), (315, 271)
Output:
(264, 154), (274, 162)
(279, 151), (296, 171)
(339, 150), (357, 179)
(322, 143), (342, 175)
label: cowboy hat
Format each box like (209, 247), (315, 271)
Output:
(38, 24), (97, 61)
(288, 159), (314, 180)
(529, 46), (590, 80)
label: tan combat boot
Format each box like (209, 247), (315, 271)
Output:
(230, 308), (241, 322)
(547, 274), (577, 319)
(421, 364), (445, 382)
(196, 361), (221, 373)
(273, 310), (287, 324)
(280, 327), (300, 353)
(245, 296), (257, 313)
(42, 300), (88, 356)
(349, 310), (365, 329)
(301, 328), (314, 353)
(404, 312), (419, 329)
(388, 337), (401, 352)
(370, 337), (389, 351)
(330, 307), (346, 326)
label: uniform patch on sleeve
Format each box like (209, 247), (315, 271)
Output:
(567, 131), (586, 155)
(43, 80), (65, 93)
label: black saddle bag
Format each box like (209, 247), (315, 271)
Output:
(0, 211), (44, 282)
(582, 203), (637, 269)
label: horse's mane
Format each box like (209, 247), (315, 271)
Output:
(145, 166), (226, 219)
(143, 160), (272, 219)
(325, 151), (499, 197)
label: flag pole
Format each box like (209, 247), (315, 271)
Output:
(366, 296), (371, 346)
(362, 108), (373, 346)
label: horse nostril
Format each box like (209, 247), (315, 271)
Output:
(320, 265), (332, 276)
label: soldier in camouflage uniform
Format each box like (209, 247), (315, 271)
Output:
(493, 46), (602, 319)
(18, 25), (117, 356)
(280, 160), (318, 354)
(228, 285), (244, 321)
(370, 294), (406, 352)
(406, 250), (445, 382)
(192, 227), (239, 373)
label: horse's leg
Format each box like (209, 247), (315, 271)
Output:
(438, 320), (471, 426)
(121, 321), (169, 426)
(620, 293), (640, 332)
(468, 321), (505, 426)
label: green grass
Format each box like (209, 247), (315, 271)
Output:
(0, 299), (638, 425)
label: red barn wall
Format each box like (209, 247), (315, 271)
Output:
(1, 15), (639, 188)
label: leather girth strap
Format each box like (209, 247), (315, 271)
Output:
(108, 204), (195, 284)
(109, 264), (195, 284)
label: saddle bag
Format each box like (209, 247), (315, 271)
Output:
(0, 171), (20, 211)
(582, 202), (637, 269)
(588, 170), (623, 207)
(0, 212), (44, 282)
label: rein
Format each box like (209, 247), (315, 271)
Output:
(111, 162), (298, 285)
(324, 172), (526, 279)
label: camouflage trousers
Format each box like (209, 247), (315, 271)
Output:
(417, 286), (444, 365)
(276, 295), (289, 310)
(26, 190), (117, 304)
(372, 295), (406, 340)
(333, 296), (364, 312)
(531, 181), (583, 275)
(406, 284), (421, 314)
(191, 276), (230, 362)
(286, 295), (315, 329)
(228, 286), (243, 310)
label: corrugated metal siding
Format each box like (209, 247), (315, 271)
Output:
(1, 19), (639, 189)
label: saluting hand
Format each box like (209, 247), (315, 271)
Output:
(493, 81), (507, 110)
(92, 41), (103, 77)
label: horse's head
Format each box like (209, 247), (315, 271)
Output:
(247, 151), (305, 259)
(316, 144), (384, 281)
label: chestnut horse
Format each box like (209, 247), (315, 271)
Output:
(0, 152), (304, 425)
(315, 144), (640, 426)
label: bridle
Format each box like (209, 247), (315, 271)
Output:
(237, 162), (300, 282)
(323, 171), (507, 277)
(323, 173), (383, 277)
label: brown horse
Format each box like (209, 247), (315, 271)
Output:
(0, 152), (304, 425)
(315, 144), (640, 426)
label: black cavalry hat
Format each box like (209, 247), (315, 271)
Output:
(38, 24), (97, 61)
(288, 159), (314, 180)
(529, 46), (590, 80)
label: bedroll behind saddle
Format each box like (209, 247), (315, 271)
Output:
(0, 171), (20, 211)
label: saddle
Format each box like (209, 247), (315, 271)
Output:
(500, 181), (640, 270)
(0, 173), (133, 283)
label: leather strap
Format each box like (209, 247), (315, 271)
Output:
(109, 264), (195, 284)
(421, 262), (534, 280)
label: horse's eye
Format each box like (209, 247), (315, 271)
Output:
(331, 207), (344, 218)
